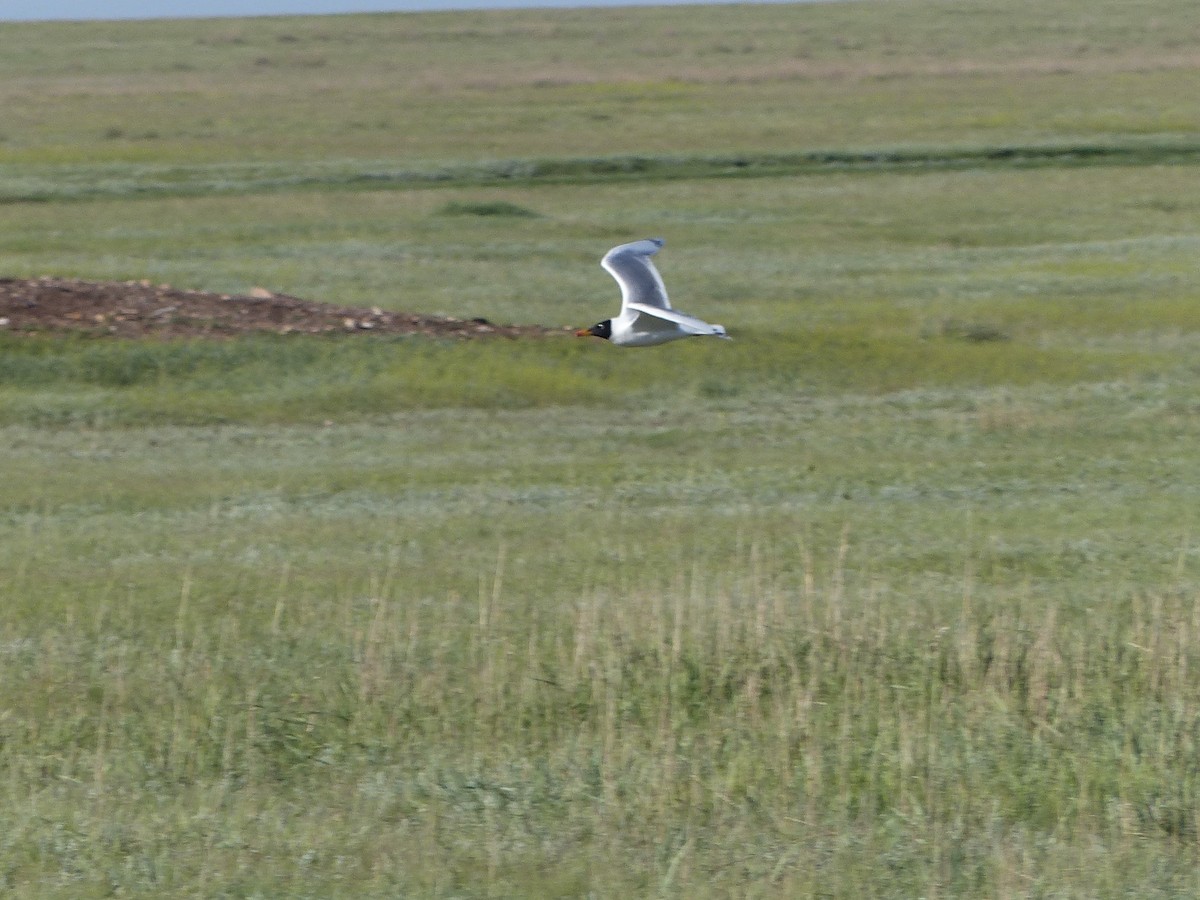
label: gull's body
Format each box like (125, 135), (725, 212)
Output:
(576, 238), (730, 347)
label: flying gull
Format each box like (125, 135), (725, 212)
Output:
(576, 238), (730, 347)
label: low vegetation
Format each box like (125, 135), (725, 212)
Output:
(3, 0), (1200, 895)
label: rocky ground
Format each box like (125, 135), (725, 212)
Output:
(0, 277), (569, 340)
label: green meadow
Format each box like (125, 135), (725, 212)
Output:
(4, 0), (1200, 894)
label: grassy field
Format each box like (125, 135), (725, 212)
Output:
(4, 0), (1200, 895)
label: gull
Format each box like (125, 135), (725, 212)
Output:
(575, 238), (730, 347)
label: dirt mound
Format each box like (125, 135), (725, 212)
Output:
(0, 277), (568, 340)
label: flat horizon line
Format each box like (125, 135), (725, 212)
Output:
(1, 0), (843, 24)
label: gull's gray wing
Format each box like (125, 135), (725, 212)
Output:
(601, 238), (671, 311)
(627, 302), (730, 338)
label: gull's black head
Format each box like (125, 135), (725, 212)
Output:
(575, 319), (612, 340)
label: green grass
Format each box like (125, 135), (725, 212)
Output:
(1, 0), (1198, 166)
(4, 0), (1200, 895)
(0, 319), (1163, 427)
(5, 385), (1200, 895)
(7, 141), (1200, 204)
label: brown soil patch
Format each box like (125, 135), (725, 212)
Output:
(0, 277), (568, 340)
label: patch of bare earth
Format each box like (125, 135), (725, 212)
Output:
(0, 277), (568, 340)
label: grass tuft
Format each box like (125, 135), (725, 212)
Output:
(436, 199), (542, 218)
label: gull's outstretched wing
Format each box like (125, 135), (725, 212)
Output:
(627, 302), (730, 339)
(601, 238), (671, 311)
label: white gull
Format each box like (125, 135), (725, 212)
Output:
(576, 238), (730, 347)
